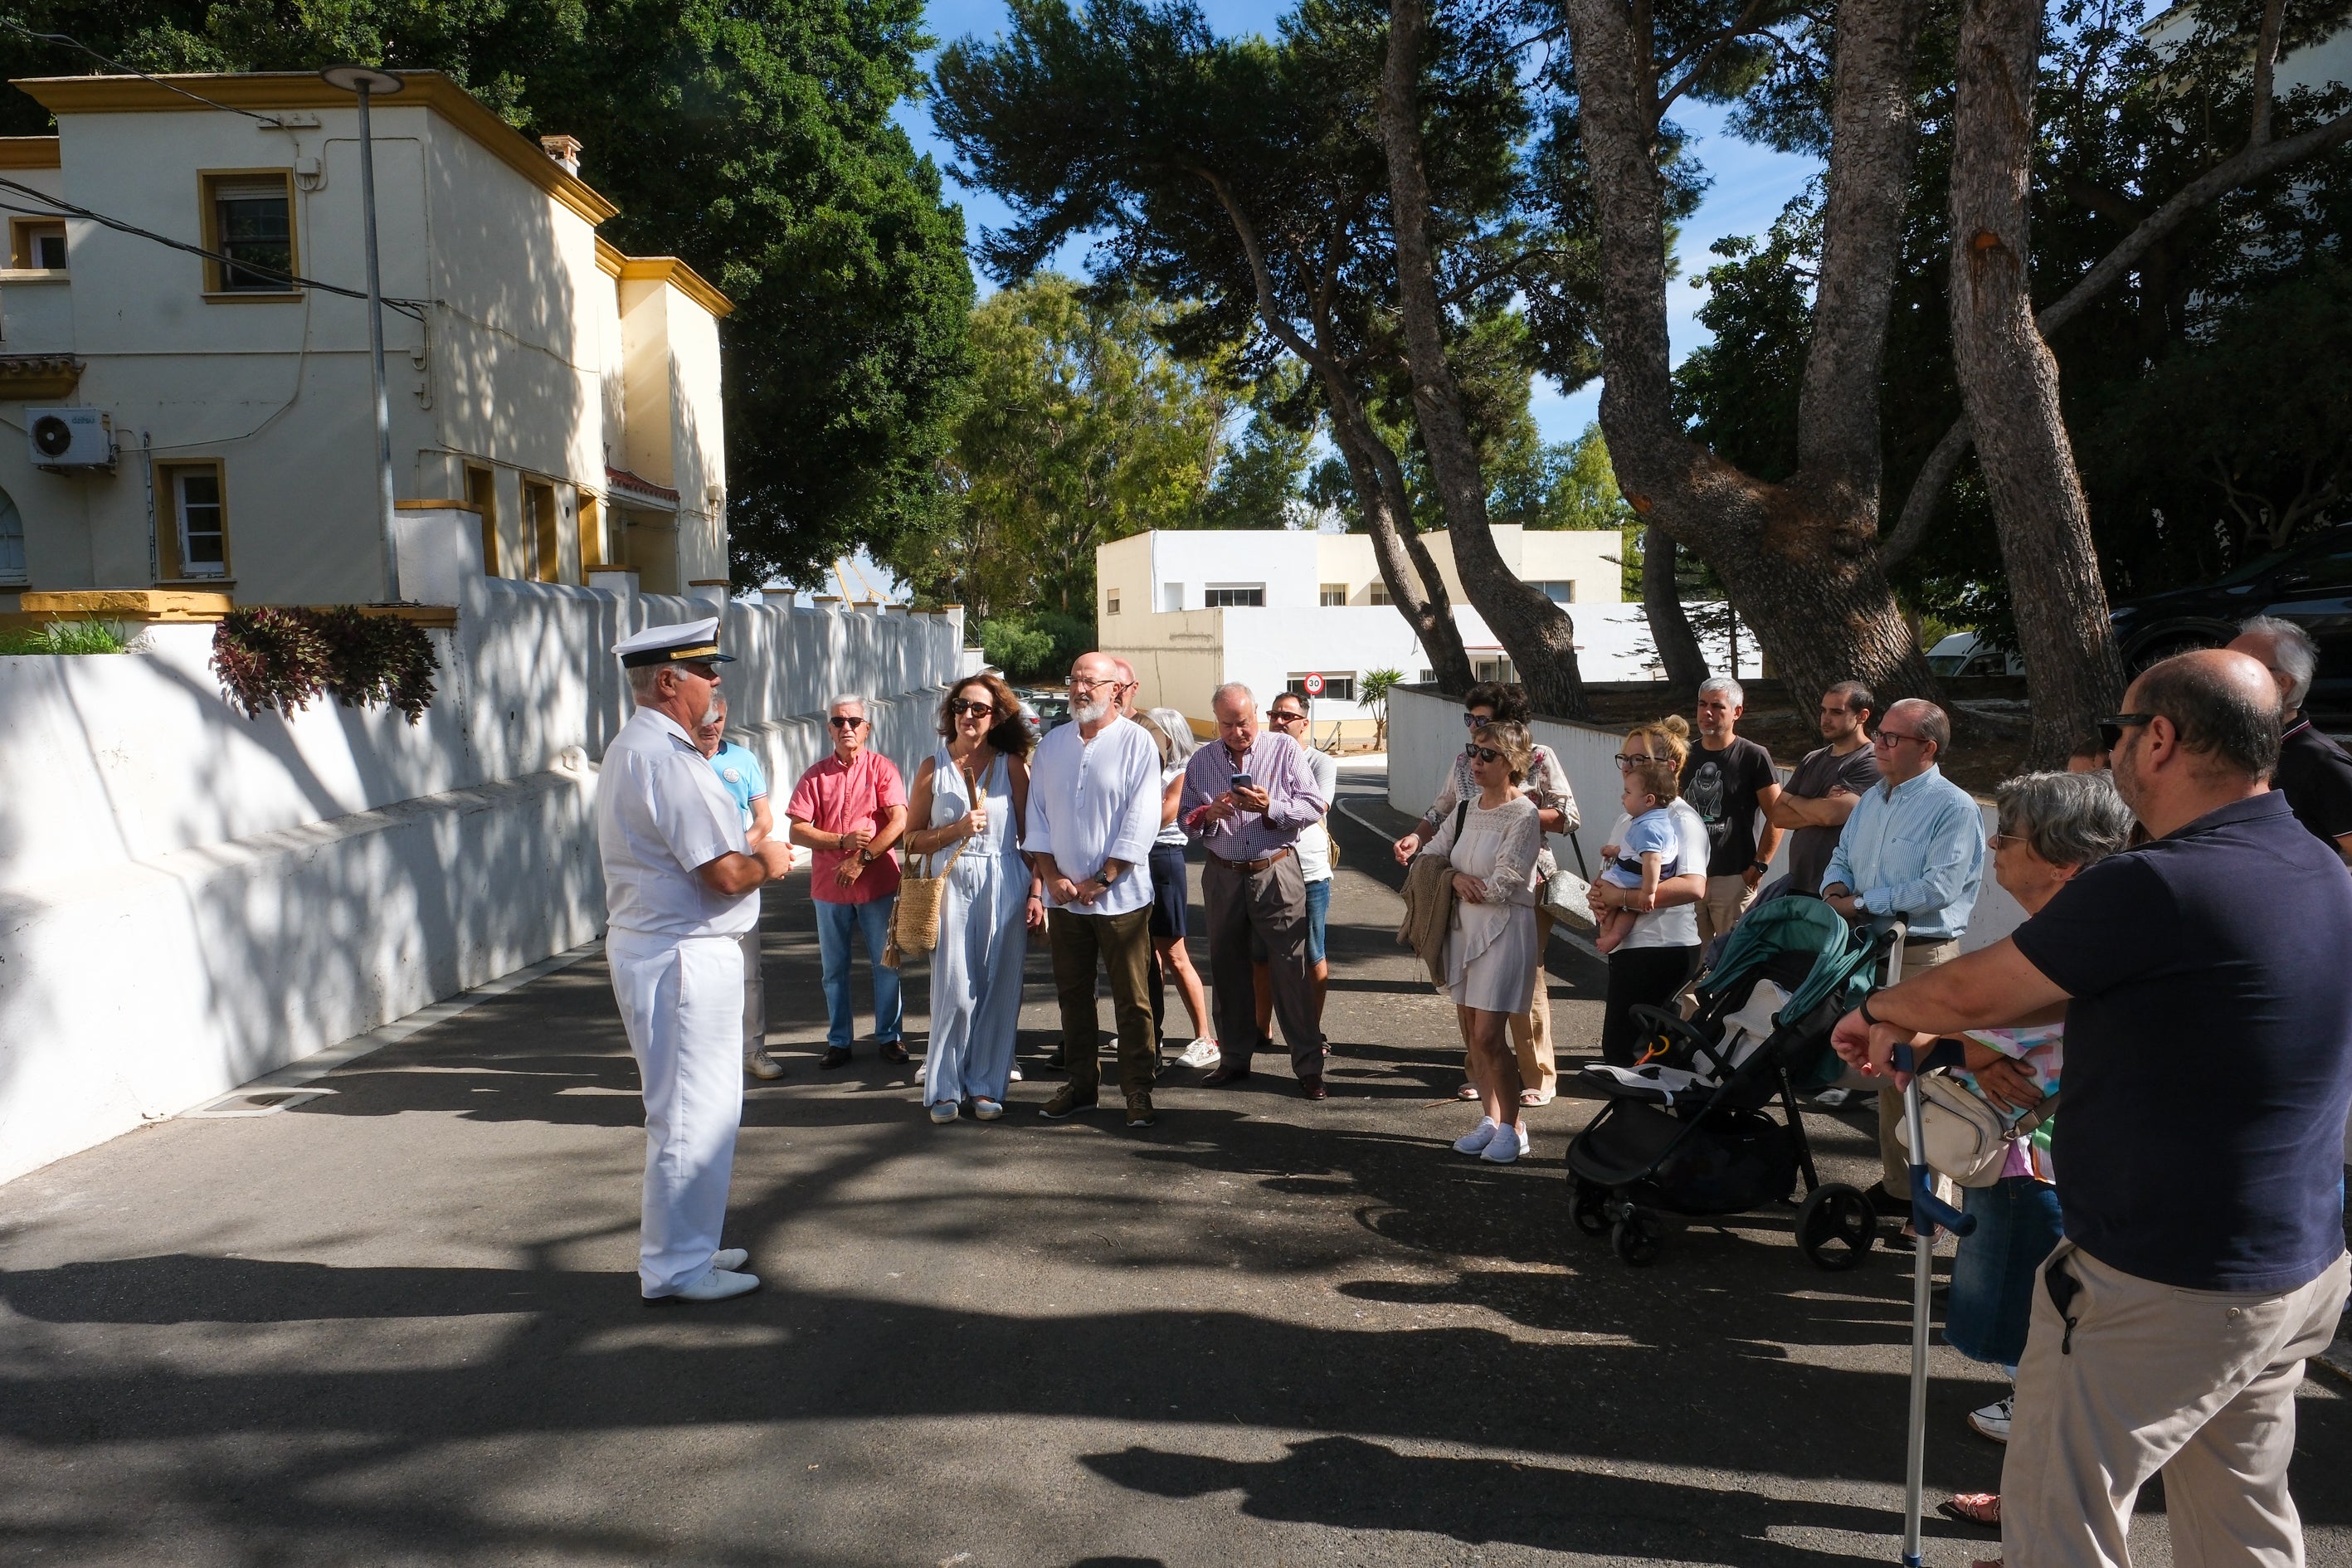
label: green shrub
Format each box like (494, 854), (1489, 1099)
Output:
(0, 620), (134, 655)
(212, 606), (440, 723)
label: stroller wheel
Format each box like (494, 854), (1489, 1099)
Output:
(1797, 1182), (1878, 1271)
(1611, 1209), (1664, 1267)
(1571, 1179), (1611, 1237)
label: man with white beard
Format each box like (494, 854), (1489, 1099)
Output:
(1023, 650), (1166, 1127)
(597, 619), (793, 1303)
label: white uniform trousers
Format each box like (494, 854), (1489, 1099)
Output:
(607, 928), (747, 1296)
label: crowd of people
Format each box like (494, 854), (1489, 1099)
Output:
(594, 611), (2352, 1568)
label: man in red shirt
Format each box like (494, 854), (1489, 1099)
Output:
(786, 695), (909, 1069)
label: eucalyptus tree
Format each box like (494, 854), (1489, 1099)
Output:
(936, 0), (1505, 694)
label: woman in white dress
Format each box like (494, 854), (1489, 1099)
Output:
(1421, 720), (1546, 1165)
(904, 674), (1045, 1124)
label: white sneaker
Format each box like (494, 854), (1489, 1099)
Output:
(928, 1101), (959, 1125)
(744, 1052), (784, 1080)
(647, 1269), (760, 1305)
(915, 1064), (927, 1084)
(1481, 1123), (1531, 1164)
(1968, 1397), (2013, 1444)
(971, 1098), (1006, 1121)
(1176, 1037), (1222, 1069)
(1009, 1065), (1024, 1082)
(711, 1248), (748, 1271)
(1453, 1117), (1499, 1155)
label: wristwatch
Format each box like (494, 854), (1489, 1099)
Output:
(1858, 993), (1882, 1027)
(1750, 859), (1770, 876)
(857, 848), (875, 864)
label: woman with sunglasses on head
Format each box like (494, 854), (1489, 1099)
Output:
(1591, 717), (1713, 1067)
(1422, 721), (1549, 1163)
(1392, 683), (1580, 1104)
(903, 674), (1045, 1123)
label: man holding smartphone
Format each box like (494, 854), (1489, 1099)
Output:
(1181, 681), (1333, 1098)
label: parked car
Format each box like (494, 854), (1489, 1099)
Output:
(1019, 689), (1072, 736)
(2108, 523), (2352, 713)
(1926, 631), (2024, 678)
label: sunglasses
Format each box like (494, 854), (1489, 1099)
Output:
(1459, 710), (1494, 728)
(828, 715), (865, 730)
(948, 699), (996, 717)
(2098, 713), (2157, 752)
(1271, 709), (1306, 724)
(1465, 743), (1507, 764)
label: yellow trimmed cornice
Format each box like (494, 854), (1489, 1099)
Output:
(15, 72), (621, 226)
(615, 256), (734, 319)
(594, 235), (625, 278)
(0, 136), (59, 168)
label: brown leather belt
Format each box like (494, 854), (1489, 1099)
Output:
(1208, 846), (1292, 874)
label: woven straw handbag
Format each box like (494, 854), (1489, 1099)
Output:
(882, 765), (979, 969)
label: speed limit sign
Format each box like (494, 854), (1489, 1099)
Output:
(1302, 673), (1325, 696)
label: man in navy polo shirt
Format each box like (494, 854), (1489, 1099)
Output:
(1833, 649), (2352, 1568)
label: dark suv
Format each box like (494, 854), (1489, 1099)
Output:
(2110, 523), (2352, 715)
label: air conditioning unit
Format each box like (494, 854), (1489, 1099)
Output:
(28, 407), (114, 472)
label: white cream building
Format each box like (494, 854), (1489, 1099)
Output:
(0, 71), (730, 607)
(1098, 525), (1677, 741)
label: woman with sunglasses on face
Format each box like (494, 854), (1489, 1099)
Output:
(1591, 717), (1714, 1067)
(1422, 722), (1548, 1163)
(1392, 683), (1580, 1104)
(903, 674), (1046, 1123)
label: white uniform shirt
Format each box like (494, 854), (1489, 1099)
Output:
(1022, 714), (1163, 917)
(598, 705), (758, 938)
(1294, 747), (1339, 883)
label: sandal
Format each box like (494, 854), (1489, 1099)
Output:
(1519, 1088), (1553, 1107)
(1455, 1082), (1481, 1101)
(1938, 1493), (2001, 1530)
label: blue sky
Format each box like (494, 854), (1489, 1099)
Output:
(897, 0), (1821, 444)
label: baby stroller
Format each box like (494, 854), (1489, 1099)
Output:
(1564, 900), (1902, 1268)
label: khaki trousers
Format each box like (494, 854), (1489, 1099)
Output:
(2004, 1241), (2350, 1568)
(1694, 874), (1759, 952)
(738, 928), (767, 1058)
(1479, 910), (1556, 1101)
(1047, 906), (1157, 1099)
(1203, 851), (1325, 1075)
(1877, 937), (1960, 1195)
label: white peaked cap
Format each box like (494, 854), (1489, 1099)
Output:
(613, 616), (733, 668)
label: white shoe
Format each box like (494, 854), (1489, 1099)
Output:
(1453, 1117), (1498, 1155)
(647, 1268), (760, 1305)
(744, 1052), (784, 1080)
(1176, 1037), (1222, 1069)
(711, 1248), (748, 1272)
(1481, 1123), (1530, 1164)
(971, 1098), (1006, 1121)
(929, 1101), (959, 1125)
(1009, 1065), (1024, 1082)
(1968, 1397), (2013, 1444)
(915, 1064), (927, 1084)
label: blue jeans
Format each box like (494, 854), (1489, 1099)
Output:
(815, 897), (902, 1048)
(1303, 877), (1332, 964)
(1945, 1174), (2063, 1369)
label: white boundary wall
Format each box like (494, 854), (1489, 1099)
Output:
(0, 516), (962, 1183)
(1385, 684), (2025, 951)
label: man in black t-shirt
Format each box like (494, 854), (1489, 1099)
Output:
(2228, 615), (2352, 865)
(1680, 677), (1782, 950)
(1830, 650), (2352, 1568)
(1761, 679), (1882, 897)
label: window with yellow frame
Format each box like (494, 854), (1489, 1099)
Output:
(199, 171), (298, 296)
(155, 461), (231, 581)
(10, 217), (65, 270)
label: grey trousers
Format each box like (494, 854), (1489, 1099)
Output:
(1203, 850), (1324, 1075)
(2004, 1241), (2350, 1568)
(738, 928), (767, 1058)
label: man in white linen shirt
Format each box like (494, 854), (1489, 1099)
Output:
(598, 618), (794, 1305)
(1024, 650), (1167, 1127)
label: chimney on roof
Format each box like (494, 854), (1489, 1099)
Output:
(538, 134), (582, 176)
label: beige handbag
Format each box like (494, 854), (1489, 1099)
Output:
(882, 765), (977, 969)
(1894, 1072), (2061, 1189)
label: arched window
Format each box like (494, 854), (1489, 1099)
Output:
(0, 487), (24, 583)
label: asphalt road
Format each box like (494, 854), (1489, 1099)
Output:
(4, 762), (2350, 1566)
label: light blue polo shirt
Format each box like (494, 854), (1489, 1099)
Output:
(708, 740), (767, 828)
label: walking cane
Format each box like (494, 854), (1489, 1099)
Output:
(1878, 926), (1976, 1568)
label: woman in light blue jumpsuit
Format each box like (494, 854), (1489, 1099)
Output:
(906, 674), (1044, 1122)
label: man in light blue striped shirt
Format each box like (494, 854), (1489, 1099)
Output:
(1820, 697), (1986, 1210)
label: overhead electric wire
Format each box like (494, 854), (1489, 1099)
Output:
(0, 14), (288, 124)
(0, 176), (433, 319)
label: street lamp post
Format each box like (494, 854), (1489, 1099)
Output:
(320, 66), (407, 603)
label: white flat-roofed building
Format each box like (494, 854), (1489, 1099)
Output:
(1098, 525), (1702, 742)
(0, 71), (730, 607)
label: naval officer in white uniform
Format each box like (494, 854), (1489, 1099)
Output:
(599, 618), (793, 1303)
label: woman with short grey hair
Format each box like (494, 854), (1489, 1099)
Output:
(1936, 767), (2132, 1530)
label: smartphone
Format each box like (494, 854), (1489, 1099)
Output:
(1230, 772), (1253, 789)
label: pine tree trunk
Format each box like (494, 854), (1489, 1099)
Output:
(1379, 0), (1590, 719)
(1642, 525), (1710, 689)
(1327, 400), (1475, 693)
(1948, 0), (2124, 766)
